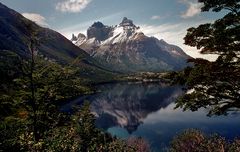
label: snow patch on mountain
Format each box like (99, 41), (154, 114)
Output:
(71, 17), (191, 73)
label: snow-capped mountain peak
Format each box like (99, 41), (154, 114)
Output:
(74, 17), (142, 46)
(119, 17), (136, 28)
(74, 33), (86, 46)
(106, 24), (140, 44)
(72, 17), (191, 73)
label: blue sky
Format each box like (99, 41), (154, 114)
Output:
(0, 0), (223, 59)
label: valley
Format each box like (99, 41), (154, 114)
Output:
(0, 1), (239, 152)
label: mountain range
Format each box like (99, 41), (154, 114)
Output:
(0, 2), (191, 76)
(72, 17), (191, 73)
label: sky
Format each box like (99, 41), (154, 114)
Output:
(0, 0), (224, 60)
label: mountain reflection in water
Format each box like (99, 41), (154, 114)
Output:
(90, 82), (183, 133)
(62, 82), (240, 151)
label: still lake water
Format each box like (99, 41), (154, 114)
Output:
(62, 82), (240, 151)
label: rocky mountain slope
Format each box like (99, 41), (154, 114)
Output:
(72, 17), (191, 73)
(0, 2), (114, 82)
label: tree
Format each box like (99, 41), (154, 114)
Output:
(0, 24), (86, 151)
(175, 0), (240, 116)
(45, 102), (101, 152)
(170, 129), (239, 152)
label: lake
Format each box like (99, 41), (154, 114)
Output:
(61, 82), (240, 151)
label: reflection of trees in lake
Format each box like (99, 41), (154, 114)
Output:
(89, 83), (183, 133)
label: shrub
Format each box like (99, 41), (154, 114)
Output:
(170, 129), (240, 152)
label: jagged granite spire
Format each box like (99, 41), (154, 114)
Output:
(91, 21), (105, 28)
(71, 34), (77, 41)
(72, 17), (191, 73)
(119, 17), (136, 27)
(87, 21), (112, 41)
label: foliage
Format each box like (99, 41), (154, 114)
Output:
(71, 102), (111, 152)
(176, 56), (240, 115)
(0, 54), (86, 151)
(0, 24), (87, 151)
(199, 0), (240, 13)
(44, 102), (111, 152)
(170, 129), (240, 152)
(164, 67), (192, 85)
(41, 102), (151, 152)
(184, 0), (240, 55)
(0, 50), (23, 119)
(127, 137), (151, 152)
(175, 0), (240, 116)
(170, 129), (205, 152)
(106, 139), (130, 152)
(229, 139), (240, 151)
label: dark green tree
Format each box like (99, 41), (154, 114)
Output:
(0, 24), (85, 151)
(175, 0), (240, 116)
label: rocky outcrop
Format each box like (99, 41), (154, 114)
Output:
(72, 17), (191, 73)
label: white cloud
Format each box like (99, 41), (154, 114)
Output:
(151, 15), (161, 20)
(179, 0), (202, 19)
(56, 0), (92, 13)
(22, 13), (48, 27)
(182, 2), (202, 18)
